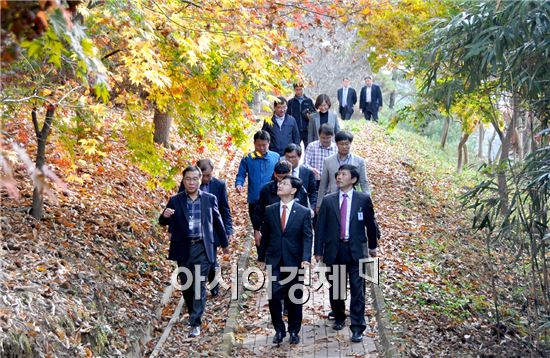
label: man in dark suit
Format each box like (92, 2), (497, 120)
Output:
(314, 164), (380, 343)
(252, 161), (310, 239)
(258, 175), (313, 345)
(262, 96), (301, 155)
(160, 165), (229, 338)
(337, 77), (357, 120)
(284, 143), (318, 210)
(287, 83), (316, 148)
(178, 159), (233, 297)
(359, 76), (383, 122)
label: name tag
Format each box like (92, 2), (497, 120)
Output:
(358, 212), (364, 221)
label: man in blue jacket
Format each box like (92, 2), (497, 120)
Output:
(235, 130), (280, 252)
(262, 97), (300, 156)
(160, 165), (229, 338)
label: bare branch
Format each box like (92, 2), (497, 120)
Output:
(0, 95), (54, 105)
(56, 85), (83, 105)
(31, 108), (40, 138)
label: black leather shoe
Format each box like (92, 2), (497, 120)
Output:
(272, 331), (285, 344)
(188, 326), (200, 337)
(327, 311), (335, 320)
(289, 332), (300, 345)
(332, 321), (345, 331)
(351, 332), (363, 342)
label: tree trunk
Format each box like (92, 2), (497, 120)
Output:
(389, 90), (396, 109)
(457, 132), (470, 173)
(31, 105), (55, 220)
(440, 115), (451, 149)
(153, 106), (172, 148)
(463, 141), (469, 167)
(477, 123), (485, 159)
(497, 94), (519, 215)
(488, 129), (497, 164)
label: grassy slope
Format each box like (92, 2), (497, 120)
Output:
(343, 119), (529, 356)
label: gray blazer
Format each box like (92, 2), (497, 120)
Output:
(316, 153), (370, 209)
(308, 111), (341, 144)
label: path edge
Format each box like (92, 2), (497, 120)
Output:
(220, 228), (253, 356)
(370, 281), (400, 358)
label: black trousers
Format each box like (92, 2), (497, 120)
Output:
(248, 202), (261, 258)
(326, 241), (366, 334)
(208, 243), (219, 290)
(339, 106), (354, 120)
(300, 130), (309, 149)
(268, 263), (304, 334)
(363, 108), (379, 121)
(177, 242), (210, 327)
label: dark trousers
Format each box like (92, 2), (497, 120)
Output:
(208, 243), (219, 290)
(300, 131), (309, 149)
(248, 202), (261, 257)
(327, 241), (366, 334)
(339, 106), (353, 120)
(268, 263), (304, 334)
(177, 242), (210, 327)
(363, 109), (378, 121)
(313, 180), (320, 228)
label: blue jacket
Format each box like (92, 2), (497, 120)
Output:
(235, 150), (280, 203)
(261, 115), (300, 155)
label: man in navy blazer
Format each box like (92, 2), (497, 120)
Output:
(179, 159), (234, 296)
(160, 165), (229, 338)
(258, 175), (313, 345)
(262, 96), (301, 155)
(314, 164), (380, 343)
(337, 77), (357, 120)
(284, 143), (318, 210)
(359, 76), (383, 122)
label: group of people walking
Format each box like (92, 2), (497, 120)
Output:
(159, 80), (382, 344)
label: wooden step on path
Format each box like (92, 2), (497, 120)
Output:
(237, 280), (378, 357)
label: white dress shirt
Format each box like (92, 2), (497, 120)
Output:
(280, 199), (294, 229)
(366, 86), (372, 102)
(339, 189), (353, 239)
(292, 165), (300, 178)
(342, 87), (348, 107)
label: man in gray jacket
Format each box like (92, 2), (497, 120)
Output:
(316, 131), (370, 210)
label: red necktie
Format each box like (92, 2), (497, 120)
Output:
(281, 204), (288, 231)
(340, 194), (348, 240)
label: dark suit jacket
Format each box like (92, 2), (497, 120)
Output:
(258, 202), (313, 268)
(337, 87), (357, 112)
(178, 177), (234, 245)
(298, 165), (318, 209)
(262, 114), (300, 155)
(359, 84), (383, 113)
(287, 96), (315, 133)
(314, 191), (379, 265)
(252, 180), (310, 231)
(159, 191), (228, 263)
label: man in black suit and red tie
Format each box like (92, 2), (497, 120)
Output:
(160, 165), (229, 338)
(359, 75), (383, 122)
(314, 164), (380, 343)
(258, 175), (313, 345)
(337, 77), (357, 120)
